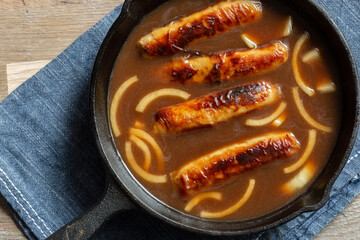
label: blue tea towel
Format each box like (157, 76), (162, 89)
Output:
(0, 1), (359, 239)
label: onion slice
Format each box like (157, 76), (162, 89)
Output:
(272, 112), (287, 127)
(282, 162), (315, 193)
(110, 75), (138, 137)
(301, 48), (336, 94)
(129, 135), (152, 171)
(129, 128), (164, 172)
(135, 88), (191, 113)
(302, 48), (321, 63)
(282, 16), (293, 37)
(245, 102), (287, 126)
(292, 33), (315, 96)
(200, 179), (255, 219)
(317, 79), (336, 93)
(241, 33), (257, 49)
(184, 192), (222, 212)
(134, 120), (145, 129)
(284, 129), (316, 174)
(125, 141), (167, 183)
(292, 87), (332, 132)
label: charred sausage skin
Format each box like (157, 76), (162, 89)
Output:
(138, 1), (262, 57)
(173, 132), (300, 195)
(153, 81), (280, 134)
(169, 42), (288, 84)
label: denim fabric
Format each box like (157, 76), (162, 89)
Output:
(0, 1), (359, 239)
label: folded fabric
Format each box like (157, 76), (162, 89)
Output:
(0, 1), (359, 239)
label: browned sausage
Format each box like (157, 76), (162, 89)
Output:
(138, 1), (262, 57)
(172, 132), (299, 195)
(168, 41), (288, 84)
(153, 81), (280, 134)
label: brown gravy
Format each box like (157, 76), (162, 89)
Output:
(109, 0), (341, 220)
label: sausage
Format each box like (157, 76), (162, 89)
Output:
(168, 41), (288, 84)
(172, 132), (300, 195)
(138, 1), (262, 57)
(153, 81), (280, 134)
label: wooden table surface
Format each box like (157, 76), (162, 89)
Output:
(0, 0), (359, 239)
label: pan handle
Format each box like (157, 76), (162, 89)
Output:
(47, 177), (135, 240)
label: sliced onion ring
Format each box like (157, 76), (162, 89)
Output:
(184, 192), (222, 212)
(282, 16), (293, 37)
(241, 33), (257, 49)
(284, 129), (316, 174)
(292, 87), (332, 132)
(200, 179), (255, 219)
(317, 79), (336, 93)
(272, 112), (287, 127)
(302, 48), (321, 63)
(134, 120), (145, 129)
(135, 88), (191, 113)
(129, 135), (152, 171)
(110, 75), (138, 137)
(245, 102), (287, 126)
(282, 162), (315, 193)
(129, 128), (164, 172)
(292, 33), (315, 96)
(125, 141), (167, 183)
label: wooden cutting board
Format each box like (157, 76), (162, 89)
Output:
(0, 1), (359, 239)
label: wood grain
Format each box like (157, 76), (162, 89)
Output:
(6, 60), (50, 94)
(0, 0), (122, 102)
(0, 0), (359, 239)
(0, 196), (26, 239)
(316, 197), (360, 239)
